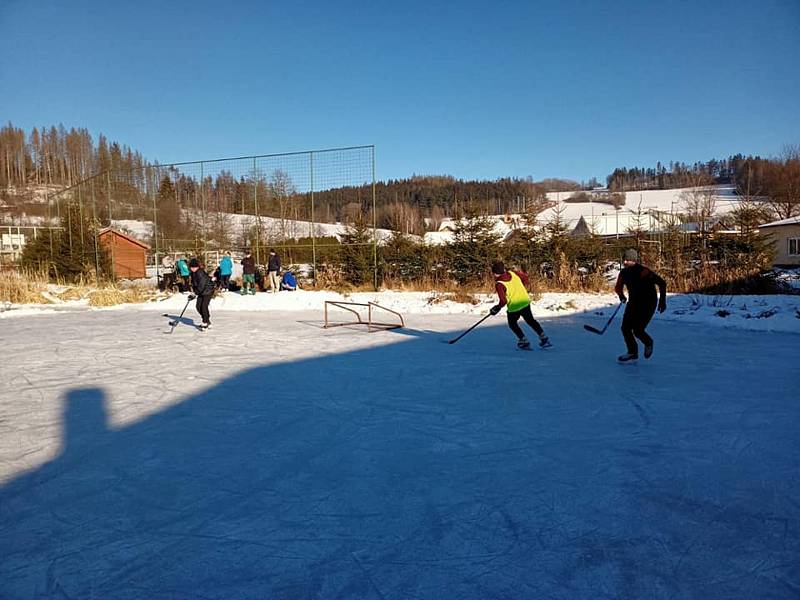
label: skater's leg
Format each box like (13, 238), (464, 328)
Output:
(620, 306), (639, 355)
(633, 303), (655, 352)
(506, 311), (525, 340)
(519, 305), (544, 337)
(634, 325), (653, 347)
(199, 295), (211, 324)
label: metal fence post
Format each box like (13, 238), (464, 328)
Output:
(151, 166), (159, 283)
(106, 171), (115, 279)
(253, 157), (260, 264)
(310, 151), (316, 286)
(372, 145), (378, 290)
(91, 179), (100, 280)
(200, 161), (206, 254)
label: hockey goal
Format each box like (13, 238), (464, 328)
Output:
(323, 301), (404, 331)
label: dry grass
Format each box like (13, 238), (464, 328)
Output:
(0, 271), (52, 304)
(56, 287), (85, 301)
(87, 285), (159, 307)
(426, 291), (480, 305)
(1, 271), (161, 307)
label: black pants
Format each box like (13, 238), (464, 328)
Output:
(219, 274), (231, 290)
(196, 294), (212, 325)
(621, 301), (655, 355)
(507, 305), (544, 340)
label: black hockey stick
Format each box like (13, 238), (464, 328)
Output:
(165, 296), (194, 333)
(583, 302), (623, 335)
(447, 313), (493, 344)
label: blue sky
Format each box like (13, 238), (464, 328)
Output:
(2, 0), (799, 182)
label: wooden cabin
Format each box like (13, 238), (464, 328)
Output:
(98, 228), (150, 279)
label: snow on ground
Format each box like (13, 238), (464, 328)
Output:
(0, 302), (797, 598)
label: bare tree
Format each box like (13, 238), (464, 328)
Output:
(384, 201), (422, 235)
(763, 144), (800, 219)
(268, 169), (296, 242)
(428, 205), (446, 231)
(681, 186), (717, 235)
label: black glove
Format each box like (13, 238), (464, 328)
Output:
(618, 295), (627, 304)
(489, 305), (501, 316)
(658, 299), (666, 313)
(188, 294), (196, 300)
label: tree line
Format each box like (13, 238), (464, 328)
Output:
(3, 122), (798, 231)
(606, 148), (800, 219)
(0, 122), (146, 190)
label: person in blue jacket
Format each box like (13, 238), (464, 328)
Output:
(280, 270), (298, 291)
(175, 255), (191, 292)
(218, 252), (233, 291)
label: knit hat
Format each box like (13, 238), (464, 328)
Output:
(623, 248), (639, 262)
(491, 261), (506, 275)
(189, 258), (200, 268)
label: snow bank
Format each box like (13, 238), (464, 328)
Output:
(3, 289), (799, 333)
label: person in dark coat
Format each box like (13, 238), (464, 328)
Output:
(267, 249), (281, 293)
(614, 249), (667, 362)
(189, 258), (215, 329)
(241, 250), (256, 295)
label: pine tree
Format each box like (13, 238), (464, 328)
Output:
(339, 215), (374, 286)
(446, 203), (501, 284)
(381, 231), (428, 283)
(20, 201), (109, 281)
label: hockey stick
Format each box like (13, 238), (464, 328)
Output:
(165, 296), (194, 333)
(583, 302), (623, 335)
(447, 313), (493, 344)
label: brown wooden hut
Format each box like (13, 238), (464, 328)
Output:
(98, 228), (150, 279)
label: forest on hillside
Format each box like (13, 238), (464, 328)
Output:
(2, 123), (798, 237)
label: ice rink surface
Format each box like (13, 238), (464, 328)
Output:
(1, 308), (798, 599)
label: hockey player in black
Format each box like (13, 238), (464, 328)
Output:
(614, 249), (667, 362)
(189, 258), (215, 330)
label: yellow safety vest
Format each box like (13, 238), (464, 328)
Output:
(499, 271), (531, 312)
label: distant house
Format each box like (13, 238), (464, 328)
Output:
(759, 216), (800, 267)
(98, 228), (150, 278)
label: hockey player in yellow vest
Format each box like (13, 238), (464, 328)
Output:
(489, 261), (551, 349)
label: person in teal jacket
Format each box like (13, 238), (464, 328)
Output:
(218, 252), (233, 291)
(175, 256), (190, 292)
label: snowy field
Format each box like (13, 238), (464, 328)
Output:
(1, 295), (799, 599)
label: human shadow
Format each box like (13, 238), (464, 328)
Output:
(1, 307), (798, 599)
(162, 313), (198, 327)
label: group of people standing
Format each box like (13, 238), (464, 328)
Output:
(239, 248), (296, 294)
(169, 249), (298, 296)
(167, 249), (299, 330)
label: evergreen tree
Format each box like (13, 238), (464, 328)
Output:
(20, 201), (109, 281)
(339, 215), (374, 286)
(446, 203), (501, 284)
(155, 174), (182, 249)
(381, 231), (429, 283)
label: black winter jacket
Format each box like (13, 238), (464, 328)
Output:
(191, 268), (215, 296)
(615, 264), (666, 305)
(268, 253), (281, 272)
